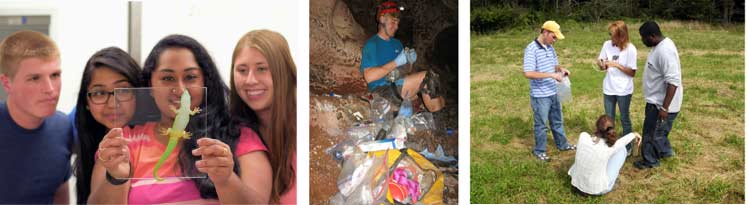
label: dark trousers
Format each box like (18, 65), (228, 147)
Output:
(640, 103), (678, 165)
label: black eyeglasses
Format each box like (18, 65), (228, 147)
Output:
(87, 89), (135, 105)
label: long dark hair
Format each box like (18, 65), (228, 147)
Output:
(229, 30), (296, 202)
(142, 34), (238, 199)
(73, 47), (143, 204)
(594, 115), (617, 147)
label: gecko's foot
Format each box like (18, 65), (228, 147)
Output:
(181, 131), (192, 139)
(160, 128), (171, 136)
(169, 105), (179, 114)
(190, 107), (202, 115)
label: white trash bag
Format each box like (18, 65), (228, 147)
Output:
(557, 75), (572, 103)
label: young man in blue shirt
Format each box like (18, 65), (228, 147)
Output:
(0, 30), (73, 203)
(360, 1), (445, 112)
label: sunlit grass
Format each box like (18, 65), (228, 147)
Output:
(470, 20), (744, 203)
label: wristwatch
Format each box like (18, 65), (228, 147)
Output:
(106, 166), (132, 185)
(658, 106), (668, 112)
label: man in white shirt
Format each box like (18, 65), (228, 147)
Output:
(634, 21), (683, 169)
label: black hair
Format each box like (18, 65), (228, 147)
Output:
(141, 34), (238, 199)
(639, 21), (663, 38)
(73, 47), (143, 204)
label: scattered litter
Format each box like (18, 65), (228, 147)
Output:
(420, 145), (457, 163)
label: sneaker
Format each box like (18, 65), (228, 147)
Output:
(660, 151), (675, 159)
(559, 144), (576, 151)
(534, 152), (550, 162)
(633, 160), (660, 169)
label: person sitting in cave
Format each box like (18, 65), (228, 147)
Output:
(359, 1), (445, 113)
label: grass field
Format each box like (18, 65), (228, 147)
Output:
(470, 20), (745, 203)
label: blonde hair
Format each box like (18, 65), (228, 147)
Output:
(0, 30), (59, 78)
(608, 20), (630, 51)
(229, 29), (296, 203)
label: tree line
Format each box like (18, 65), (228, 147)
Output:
(471, 0), (744, 33)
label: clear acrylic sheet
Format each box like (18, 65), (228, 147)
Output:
(114, 87), (207, 180)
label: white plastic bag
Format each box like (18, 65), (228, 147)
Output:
(557, 76), (572, 103)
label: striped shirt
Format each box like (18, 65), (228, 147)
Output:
(523, 39), (559, 97)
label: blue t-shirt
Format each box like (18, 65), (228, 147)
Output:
(360, 34), (404, 91)
(69, 107), (78, 143)
(0, 102), (73, 203)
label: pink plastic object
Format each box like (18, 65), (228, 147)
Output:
(391, 167), (421, 203)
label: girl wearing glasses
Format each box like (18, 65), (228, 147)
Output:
(72, 47), (142, 204)
(88, 35), (272, 204)
(567, 115), (641, 195)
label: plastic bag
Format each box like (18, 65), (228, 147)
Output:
(411, 112), (435, 132)
(346, 124), (377, 143)
(343, 103), (368, 124)
(368, 149), (444, 204)
(333, 150), (389, 204)
(388, 155), (436, 204)
(325, 139), (358, 165)
(336, 150), (368, 196)
(398, 93), (413, 118)
(387, 67), (401, 82)
(370, 93), (393, 123)
(326, 123), (381, 164)
(557, 75), (572, 103)
(388, 116), (409, 141)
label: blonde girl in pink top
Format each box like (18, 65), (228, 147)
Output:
(230, 30), (297, 204)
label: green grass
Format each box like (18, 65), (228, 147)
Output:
(470, 20), (744, 203)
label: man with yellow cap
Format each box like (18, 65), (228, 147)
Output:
(523, 21), (575, 162)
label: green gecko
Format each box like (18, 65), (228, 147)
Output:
(153, 89), (201, 181)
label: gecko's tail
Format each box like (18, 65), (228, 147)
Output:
(153, 158), (166, 181)
(153, 136), (180, 182)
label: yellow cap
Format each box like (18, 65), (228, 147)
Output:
(542, 21), (565, 40)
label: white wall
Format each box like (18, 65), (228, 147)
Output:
(0, 0), (129, 113)
(140, 0), (300, 89)
(0, 0), (300, 112)
(0, 1), (128, 203)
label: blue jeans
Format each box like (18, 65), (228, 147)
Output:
(640, 103), (678, 165)
(531, 94), (570, 155)
(604, 94), (633, 151)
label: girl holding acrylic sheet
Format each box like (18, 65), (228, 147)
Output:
(88, 35), (272, 204)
